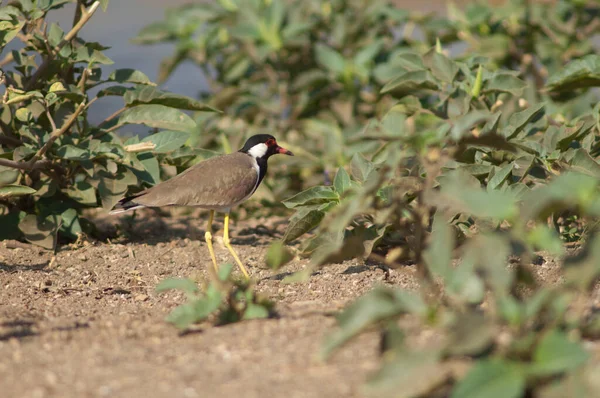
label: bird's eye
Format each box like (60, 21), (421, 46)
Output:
(266, 138), (276, 147)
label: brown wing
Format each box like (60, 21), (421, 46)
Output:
(133, 152), (258, 209)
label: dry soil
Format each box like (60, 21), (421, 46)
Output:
(1, 210), (423, 398)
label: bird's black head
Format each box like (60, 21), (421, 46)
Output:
(239, 134), (294, 160)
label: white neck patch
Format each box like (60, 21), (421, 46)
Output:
(247, 143), (268, 158)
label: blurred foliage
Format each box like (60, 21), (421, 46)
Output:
(133, 0), (600, 196)
(0, 0), (218, 247)
(156, 263), (274, 330)
(139, 0), (600, 395)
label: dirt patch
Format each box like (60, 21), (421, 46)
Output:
(0, 211), (421, 398)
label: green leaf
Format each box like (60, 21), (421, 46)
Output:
(365, 350), (445, 397)
(56, 144), (90, 160)
(282, 186), (339, 208)
(265, 241), (294, 270)
(451, 360), (525, 398)
(164, 303), (200, 329)
(528, 225), (565, 256)
(429, 51), (459, 83)
(436, 172), (518, 220)
(450, 110), (492, 140)
(354, 40), (383, 66)
(321, 287), (426, 358)
(75, 45), (114, 65)
(224, 58), (251, 82)
(333, 167), (351, 194)
(381, 70), (439, 98)
(107, 69), (155, 85)
(18, 214), (58, 249)
(0, 184), (36, 198)
(243, 303), (270, 320)
(546, 54), (600, 92)
(165, 292), (222, 329)
(487, 164), (513, 190)
(123, 86), (219, 112)
(502, 104), (545, 139)
(521, 172), (599, 221)
(0, 19), (24, 48)
(141, 130), (190, 153)
(63, 181), (97, 206)
(99, 0), (109, 11)
(156, 277), (200, 298)
(138, 153), (160, 184)
(96, 85), (129, 98)
(315, 44), (346, 74)
(98, 169), (137, 210)
(282, 208), (326, 243)
(15, 107), (32, 122)
(532, 330), (589, 376)
(570, 148), (600, 178)
(350, 154), (375, 183)
(60, 208), (82, 240)
(474, 234), (513, 295)
(110, 104), (197, 132)
(423, 212), (454, 279)
(446, 312), (495, 356)
(484, 72), (527, 96)
(47, 22), (64, 48)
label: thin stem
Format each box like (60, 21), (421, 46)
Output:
(0, 135), (22, 147)
(35, 101), (86, 160)
(0, 53), (14, 68)
(44, 104), (58, 132)
(84, 96), (99, 110)
(100, 107), (126, 131)
(0, 157), (50, 170)
(77, 67), (89, 91)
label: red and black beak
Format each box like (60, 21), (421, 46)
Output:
(276, 145), (294, 156)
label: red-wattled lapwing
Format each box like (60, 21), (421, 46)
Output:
(110, 134), (293, 279)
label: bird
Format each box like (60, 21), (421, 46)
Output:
(110, 134), (294, 279)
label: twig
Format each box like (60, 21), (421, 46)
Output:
(99, 107), (126, 129)
(24, 1), (100, 91)
(0, 134), (22, 148)
(44, 104), (58, 132)
(0, 53), (14, 68)
(0, 158), (50, 170)
(3, 239), (36, 250)
(581, 18), (600, 38)
(35, 101), (86, 160)
(77, 67), (90, 91)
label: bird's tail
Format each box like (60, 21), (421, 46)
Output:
(109, 195), (146, 215)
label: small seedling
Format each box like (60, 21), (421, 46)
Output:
(156, 263), (275, 330)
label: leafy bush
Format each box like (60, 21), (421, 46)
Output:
(139, 0), (600, 395)
(135, 0), (599, 192)
(0, 0), (217, 247)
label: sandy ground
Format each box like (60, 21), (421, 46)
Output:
(1, 211), (423, 398)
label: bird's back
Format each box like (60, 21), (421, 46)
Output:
(132, 152), (259, 210)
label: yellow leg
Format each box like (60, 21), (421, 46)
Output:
(204, 210), (219, 275)
(223, 211), (250, 279)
